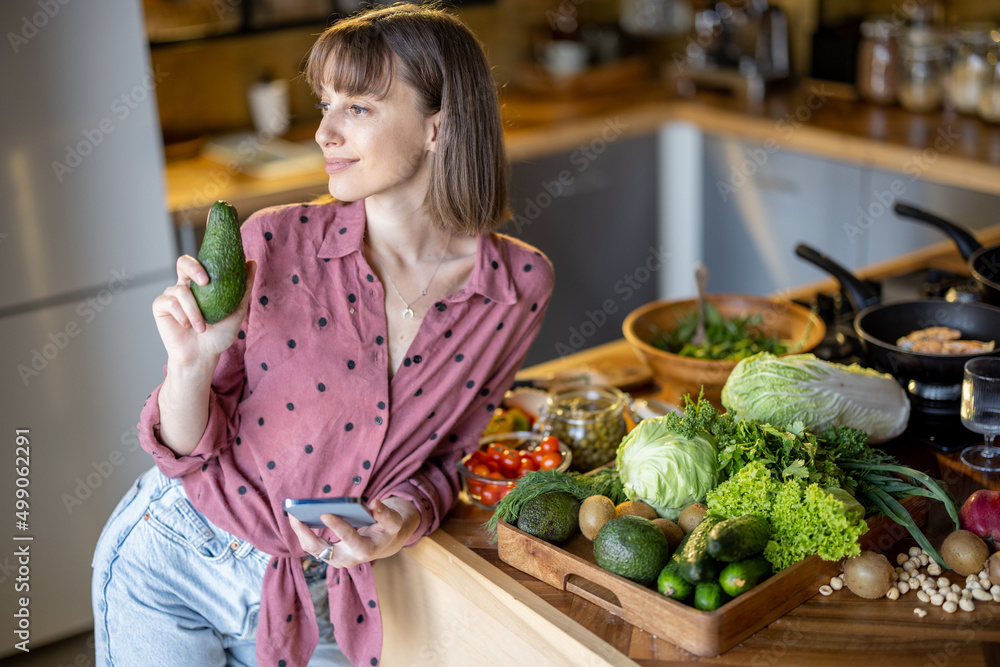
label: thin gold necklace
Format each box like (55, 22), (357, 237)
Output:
(370, 235), (450, 319)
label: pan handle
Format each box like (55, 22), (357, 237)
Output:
(794, 244), (880, 311)
(893, 202), (983, 260)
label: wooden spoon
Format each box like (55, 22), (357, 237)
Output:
(692, 263), (709, 347)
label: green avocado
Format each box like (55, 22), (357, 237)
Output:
(517, 491), (580, 545)
(593, 515), (672, 587)
(191, 201), (246, 324)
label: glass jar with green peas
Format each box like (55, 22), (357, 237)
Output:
(538, 384), (630, 472)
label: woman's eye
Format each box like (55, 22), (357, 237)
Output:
(314, 102), (330, 114)
(349, 104), (369, 116)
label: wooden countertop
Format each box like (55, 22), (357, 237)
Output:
(370, 235), (1000, 667)
(164, 76), (1000, 224)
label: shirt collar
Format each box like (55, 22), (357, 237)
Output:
(316, 200), (517, 305)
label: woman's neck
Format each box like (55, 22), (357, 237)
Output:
(363, 198), (451, 264)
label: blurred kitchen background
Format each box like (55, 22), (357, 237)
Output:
(5, 0), (1000, 663)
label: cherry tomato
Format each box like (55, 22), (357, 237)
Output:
(468, 450), (490, 466)
(500, 450), (521, 479)
(518, 456), (539, 473)
(531, 450), (545, 466)
(537, 435), (561, 454)
(483, 460), (501, 476)
(539, 452), (562, 470)
(480, 484), (505, 506)
(467, 480), (484, 497)
(486, 443), (506, 462)
(470, 462), (492, 478)
(485, 467), (506, 480)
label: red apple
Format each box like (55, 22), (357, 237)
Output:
(959, 490), (1000, 551)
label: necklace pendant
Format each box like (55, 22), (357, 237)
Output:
(402, 307), (414, 319)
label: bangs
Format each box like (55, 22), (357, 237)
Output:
(305, 22), (394, 99)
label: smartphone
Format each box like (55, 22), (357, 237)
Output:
(283, 497), (375, 528)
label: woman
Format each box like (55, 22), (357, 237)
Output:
(90, 4), (553, 666)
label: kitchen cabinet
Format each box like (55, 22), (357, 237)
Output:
(695, 133), (1000, 295)
(862, 168), (999, 266)
(504, 133), (660, 367)
(700, 133), (866, 296)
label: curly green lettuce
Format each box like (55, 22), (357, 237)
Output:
(707, 461), (869, 571)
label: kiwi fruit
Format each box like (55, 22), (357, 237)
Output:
(678, 503), (709, 534)
(940, 530), (990, 576)
(579, 495), (616, 541)
(615, 499), (658, 520)
(843, 551), (893, 599)
(987, 552), (1000, 587)
(652, 518), (685, 552)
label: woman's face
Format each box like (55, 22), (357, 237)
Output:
(314, 69), (439, 207)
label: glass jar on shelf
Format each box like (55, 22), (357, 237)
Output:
(946, 23), (994, 114)
(857, 16), (900, 105)
(979, 40), (1000, 124)
(898, 26), (949, 113)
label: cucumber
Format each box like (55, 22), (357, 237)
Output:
(706, 515), (771, 562)
(693, 581), (729, 612)
(676, 515), (724, 584)
(719, 555), (773, 597)
(656, 561), (694, 602)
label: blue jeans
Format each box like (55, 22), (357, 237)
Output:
(91, 465), (349, 666)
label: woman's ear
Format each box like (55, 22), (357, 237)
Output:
(425, 110), (442, 153)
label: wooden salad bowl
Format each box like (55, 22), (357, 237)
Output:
(622, 294), (826, 408)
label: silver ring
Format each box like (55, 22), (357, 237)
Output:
(316, 544), (334, 563)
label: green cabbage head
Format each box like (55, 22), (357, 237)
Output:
(721, 352), (910, 443)
(615, 416), (720, 520)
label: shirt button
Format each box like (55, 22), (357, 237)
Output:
(349, 308), (355, 315)
(353, 476), (362, 485)
(230, 540), (239, 550)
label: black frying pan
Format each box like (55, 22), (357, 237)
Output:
(894, 202), (1000, 305)
(795, 244), (1000, 389)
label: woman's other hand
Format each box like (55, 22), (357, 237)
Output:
(288, 497), (421, 569)
(152, 256), (257, 368)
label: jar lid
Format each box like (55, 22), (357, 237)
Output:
(900, 26), (948, 58)
(956, 22), (997, 46)
(861, 15), (900, 40)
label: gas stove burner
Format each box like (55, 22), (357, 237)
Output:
(907, 380), (962, 402)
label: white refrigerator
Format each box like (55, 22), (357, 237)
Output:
(1, 0), (176, 655)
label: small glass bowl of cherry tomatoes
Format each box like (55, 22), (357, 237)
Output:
(457, 432), (572, 510)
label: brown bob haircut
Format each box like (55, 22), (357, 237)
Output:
(305, 3), (509, 235)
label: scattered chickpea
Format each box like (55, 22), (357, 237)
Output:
(919, 554), (930, 567)
(899, 571), (911, 583)
(937, 577), (950, 589)
(931, 593), (945, 606)
(917, 590), (931, 603)
(968, 579), (982, 590)
(819, 585), (833, 596)
(991, 585), (1000, 596)
(886, 587), (901, 600)
(909, 546), (922, 558)
(914, 608), (928, 618)
(927, 563), (943, 576)
(960, 598), (976, 612)
(962, 589), (973, 599)
(966, 574), (979, 584)
(830, 576), (844, 591)
(946, 591), (959, 603)
(943, 600), (958, 613)
(897, 553), (909, 566)
(897, 581), (911, 595)
(903, 561), (916, 572)
(972, 589), (993, 602)
(980, 577), (991, 590)
(993, 592), (1000, 603)
(951, 584), (962, 594)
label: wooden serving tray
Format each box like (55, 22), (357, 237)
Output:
(498, 495), (926, 657)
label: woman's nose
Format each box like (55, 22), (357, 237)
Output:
(315, 116), (342, 148)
